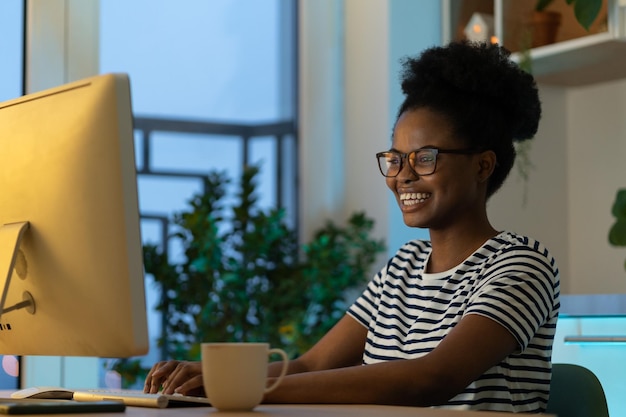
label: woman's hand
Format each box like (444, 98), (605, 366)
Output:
(144, 360), (205, 396)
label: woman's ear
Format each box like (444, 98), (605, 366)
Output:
(476, 150), (496, 183)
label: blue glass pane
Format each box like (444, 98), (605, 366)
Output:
(0, 0), (23, 390)
(99, 0), (283, 121)
(0, 0), (23, 101)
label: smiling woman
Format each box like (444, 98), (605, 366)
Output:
(142, 40), (561, 413)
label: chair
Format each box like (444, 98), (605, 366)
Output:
(545, 363), (609, 417)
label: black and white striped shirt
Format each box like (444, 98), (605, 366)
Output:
(347, 231), (560, 413)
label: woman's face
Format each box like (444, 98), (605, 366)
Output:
(386, 107), (491, 230)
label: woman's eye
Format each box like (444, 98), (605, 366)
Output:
(386, 156), (400, 166)
(416, 153), (435, 164)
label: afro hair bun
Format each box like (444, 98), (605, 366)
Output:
(399, 41), (541, 143)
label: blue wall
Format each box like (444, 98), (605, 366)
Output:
(387, 0), (440, 255)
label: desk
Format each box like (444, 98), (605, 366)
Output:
(0, 392), (554, 416)
(120, 404), (555, 416)
(0, 403), (555, 416)
(118, 404), (529, 416)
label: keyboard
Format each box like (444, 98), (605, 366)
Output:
(72, 390), (212, 408)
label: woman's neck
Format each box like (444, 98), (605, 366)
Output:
(426, 221), (498, 273)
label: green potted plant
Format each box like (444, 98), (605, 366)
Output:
(535, 0), (602, 30)
(151, 165), (385, 359)
(530, 0), (602, 47)
(112, 165), (386, 387)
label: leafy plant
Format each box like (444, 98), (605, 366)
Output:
(535, 0), (602, 31)
(146, 167), (300, 360)
(283, 211), (385, 354)
(145, 165), (385, 361)
(609, 188), (626, 271)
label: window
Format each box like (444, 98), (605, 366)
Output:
(0, 0), (24, 390)
(0, 0), (23, 101)
(99, 0), (297, 386)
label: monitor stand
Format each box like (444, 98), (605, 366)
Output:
(0, 221), (35, 320)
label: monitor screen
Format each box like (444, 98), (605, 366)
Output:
(0, 73), (149, 357)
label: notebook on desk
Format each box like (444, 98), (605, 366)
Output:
(11, 387), (212, 409)
(0, 398), (126, 414)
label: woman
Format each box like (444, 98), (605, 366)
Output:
(144, 41), (560, 413)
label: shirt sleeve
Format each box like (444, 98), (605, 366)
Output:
(347, 263), (387, 328)
(464, 244), (560, 350)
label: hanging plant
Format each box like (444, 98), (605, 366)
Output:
(609, 188), (626, 272)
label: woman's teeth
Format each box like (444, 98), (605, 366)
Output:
(400, 192), (431, 206)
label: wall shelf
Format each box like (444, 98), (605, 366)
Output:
(443, 0), (626, 86)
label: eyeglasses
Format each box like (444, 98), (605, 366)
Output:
(376, 147), (481, 177)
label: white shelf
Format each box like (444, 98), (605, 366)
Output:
(443, 0), (626, 86)
(513, 32), (626, 86)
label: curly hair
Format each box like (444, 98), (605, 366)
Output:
(396, 40), (541, 198)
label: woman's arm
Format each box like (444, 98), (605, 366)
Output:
(145, 314), (368, 395)
(264, 313), (518, 406)
(268, 314), (368, 377)
(147, 309), (517, 404)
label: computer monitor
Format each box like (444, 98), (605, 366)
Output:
(0, 73), (149, 357)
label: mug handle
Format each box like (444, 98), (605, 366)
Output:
(264, 348), (289, 394)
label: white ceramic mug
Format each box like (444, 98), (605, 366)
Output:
(201, 342), (289, 411)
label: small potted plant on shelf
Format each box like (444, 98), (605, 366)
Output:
(530, 0), (603, 47)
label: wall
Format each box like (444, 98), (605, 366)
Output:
(567, 80), (626, 294)
(344, 0), (390, 247)
(386, 0), (439, 253)
(26, 0), (99, 92)
(298, 0), (346, 242)
(299, 0), (440, 266)
(487, 80), (626, 295)
(487, 86), (571, 290)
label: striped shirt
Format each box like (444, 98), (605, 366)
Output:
(347, 231), (560, 413)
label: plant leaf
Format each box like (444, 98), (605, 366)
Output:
(573, 0), (602, 31)
(611, 189), (626, 219)
(609, 220), (626, 246)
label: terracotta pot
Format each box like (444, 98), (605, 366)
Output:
(529, 10), (562, 47)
